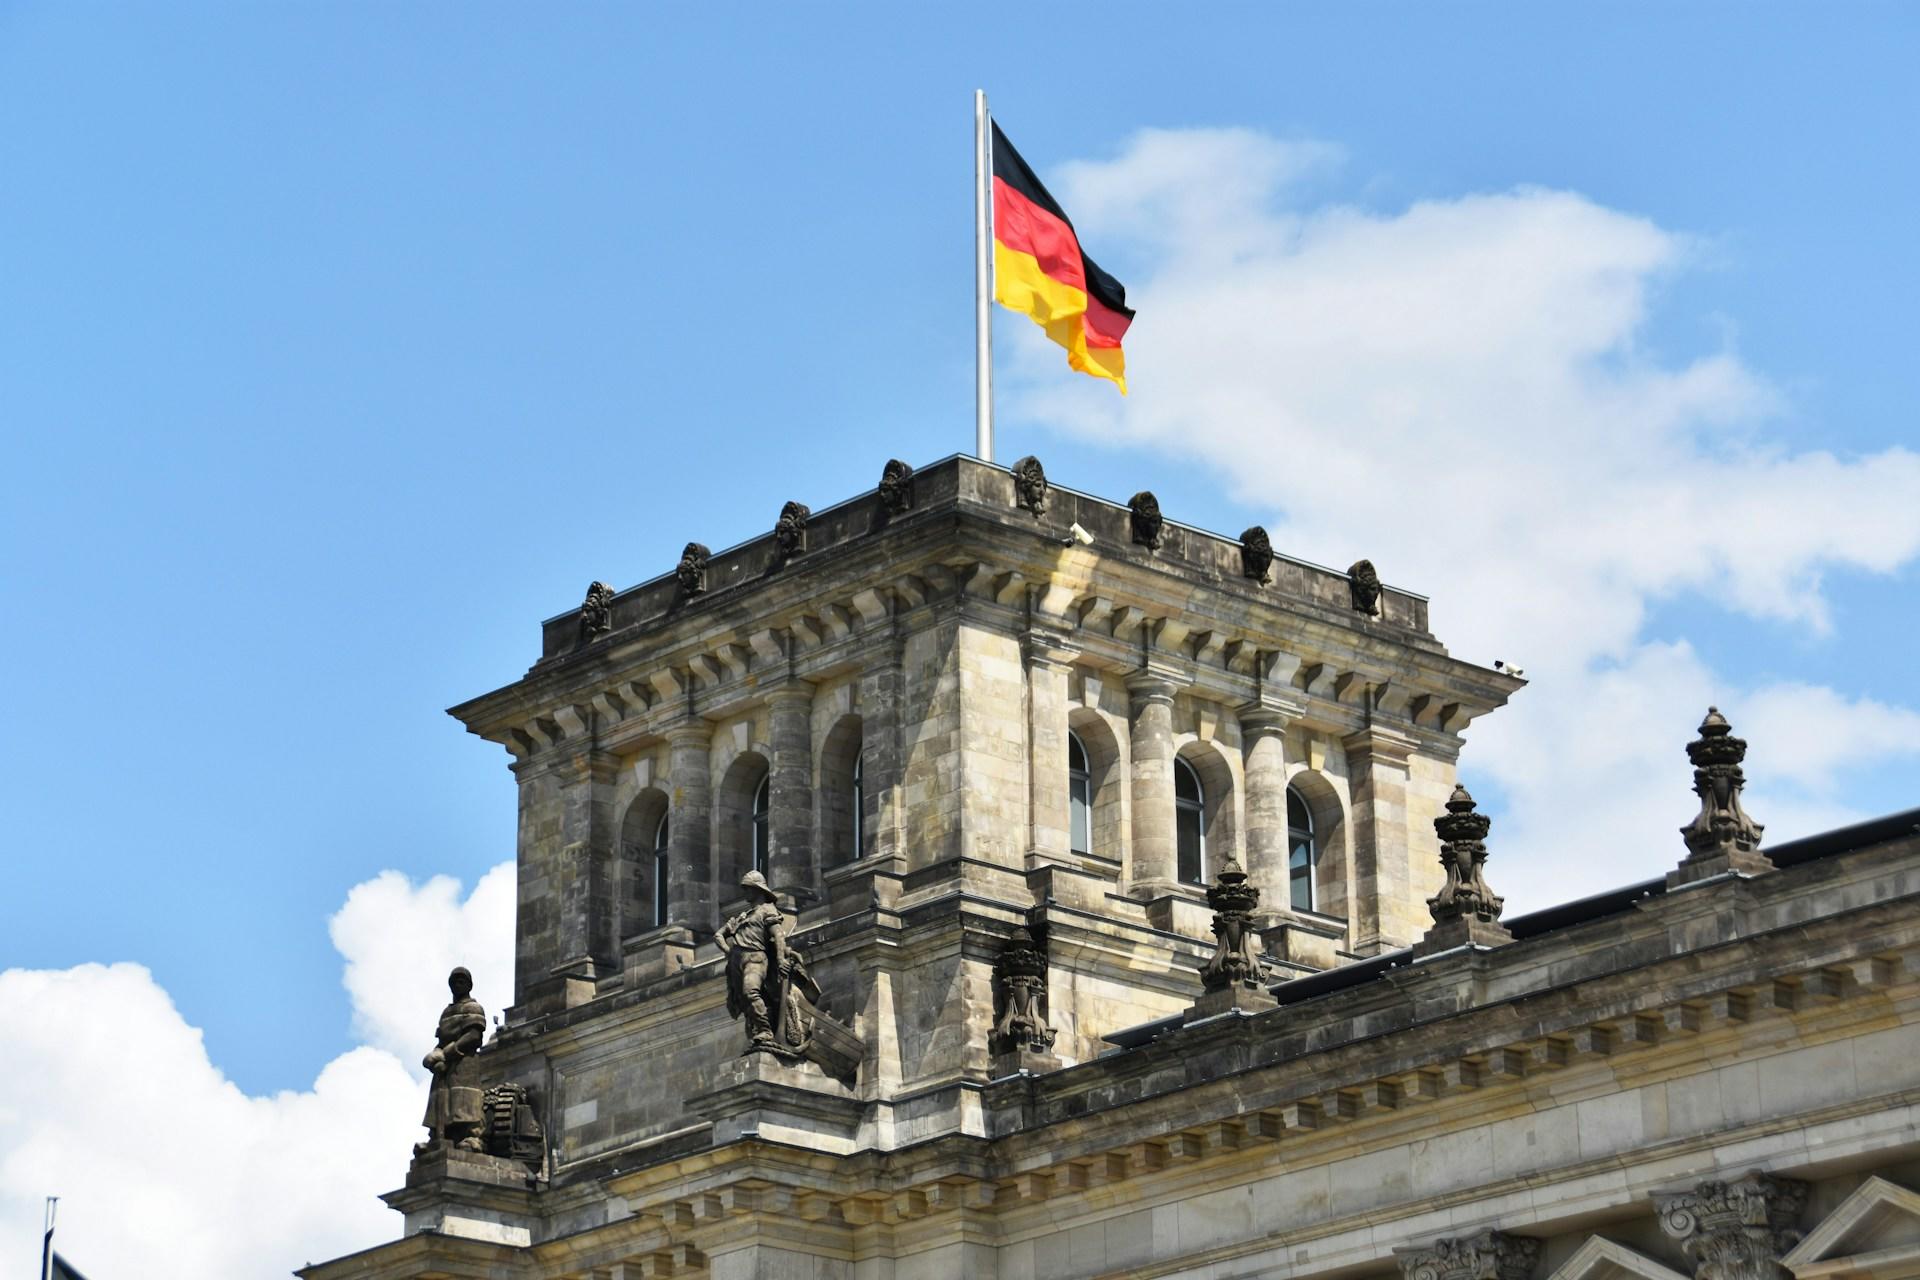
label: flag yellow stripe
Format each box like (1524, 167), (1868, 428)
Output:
(994, 241), (1128, 394)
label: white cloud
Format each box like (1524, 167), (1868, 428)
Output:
(332, 861), (517, 1068)
(0, 863), (514, 1279)
(1014, 128), (1920, 904)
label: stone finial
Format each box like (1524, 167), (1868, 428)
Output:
(1654, 1172), (1809, 1280)
(1200, 857), (1261, 990)
(578, 581), (615, 643)
(675, 542), (710, 597)
(1348, 558), (1382, 615)
(1010, 455), (1049, 515)
(1397, 1231), (1542, 1280)
(1128, 490), (1165, 550)
(1419, 784), (1513, 952)
(771, 500), (810, 568)
(1674, 707), (1771, 885)
(1240, 526), (1274, 584)
(877, 458), (914, 517)
(993, 926), (1056, 1053)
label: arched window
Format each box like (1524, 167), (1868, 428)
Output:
(751, 774), (770, 875)
(850, 752), (866, 861)
(652, 812), (671, 928)
(1068, 731), (1093, 855)
(1288, 786), (1317, 911)
(1175, 757), (1206, 884)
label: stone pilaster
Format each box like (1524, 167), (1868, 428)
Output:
(1025, 633), (1076, 870)
(1344, 723), (1419, 954)
(764, 683), (815, 901)
(1396, 1230), (1541, 1280)
(547, 748), (619, 1005)
(666, 722), (715, 934)
(1654, 1172), (1809, 1280)
(1126, 671), (1180, 896)
(858, 641), (905, 869)
(1238, 696), (1306, 917)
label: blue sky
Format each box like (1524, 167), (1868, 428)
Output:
(4, 7), (1920, 1270)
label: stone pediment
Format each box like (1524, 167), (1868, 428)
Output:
(1783, 1177), (1920, 1280)
(1545, 1236), (1691, 1280)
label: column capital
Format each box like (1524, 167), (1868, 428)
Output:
(665, 720), (714, 748)
(1654, 1172), (1808, 1280)
(1237, 694), (1308, 736)
(1022, 629), (1079, 668)
(1125, 665), (1189, 704)
(1396, 1230), (1541, 1280)
(762, 679), (816, 708)
(567, 747), (622, 783)
(1343, 722), (1418, 765)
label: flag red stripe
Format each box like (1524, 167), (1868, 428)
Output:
(992, 176), (1086, 296)
(1082, 292), (1132, 349)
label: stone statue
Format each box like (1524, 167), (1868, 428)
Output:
(1240, 526), (1274, 584)
(992, 926), (1056, 1053)
(1347, 559), (1382, 615)
(1128, 490), (1165, 550)
(1428, 784), (1503, 924)
(717, 871), (819, 1056)
(771, 501), (810, 568)
(876, 458), (915, 517)
(579, 581), (615, 643)
(1010, 455), (1049, 515)
(676, 542), (710, 597)
(1201, 857), (1262, 990)
(415, 967), (488, 1155)
(1680, 707), (1766, 864)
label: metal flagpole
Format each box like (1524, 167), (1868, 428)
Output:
(973, 89), (994, 463)
(41, 1197), (56, 1280)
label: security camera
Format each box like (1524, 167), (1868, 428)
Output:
(1063, 522), (1094, 547)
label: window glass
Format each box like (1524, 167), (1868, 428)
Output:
(1068, 732), (1092, 855)
(752, 775), (770, 875)
(1175, 757), (1206, 884)
(1287, 786), (1315, 911)
(652, 812), (670, 929)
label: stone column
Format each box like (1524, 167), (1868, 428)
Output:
(1127, 671), (1179, 896)
(1654, 1172), (1808, 1280)
(1025, 633), (1076, 870)
(666, 722), (715, 934)
(1238, 697), (1304, 917)
(764, 683), (815, 901)
(1344, 724), (1418, 954)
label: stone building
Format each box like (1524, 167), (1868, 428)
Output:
(302, 456), (1920, 1280)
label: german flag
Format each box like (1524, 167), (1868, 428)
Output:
(992, 122), (1134, 393)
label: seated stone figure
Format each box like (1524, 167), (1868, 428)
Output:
(415, 966), (487, 1155)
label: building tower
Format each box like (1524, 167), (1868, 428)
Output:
(304, 455), (1920, 1280)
